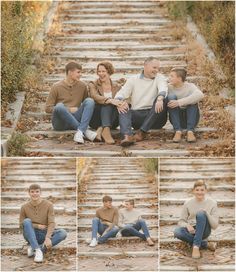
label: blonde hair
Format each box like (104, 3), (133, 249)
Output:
(193, 180), (207, 189)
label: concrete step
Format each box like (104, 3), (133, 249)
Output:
(77, 250), (158, 258)
(160, 265), (235, 271)
(1, 193), (76, 201)
(160, 198), (234, 206)
(78, 203), (157, 209)
(160, 185), (234, 191)
(161, 172), (234, 180)
(4, 176), (75, 182)
(1, 182), (76, 189)
(4, 158), (75, 164)
(160, 158), (234, 165)
(160, 179), (235, 187)
(4, 169), (75, 175)
(160, 165), (234, 172)
(160, 223), (235, 241)
(160, 205), (234, 220)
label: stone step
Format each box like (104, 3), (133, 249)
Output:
(78, 211), (157, 219)
(3, 164), (75, 170)
(160, 265), (235, 271)
(161, 173), (234, 180)
(160, 205), (234, 220)
(4, 176), (75, 182)
(81, 179), (153, 185)
(160, 238), (235, 245)
(1, 193), (76, 201)
(160, 184), (234, 192)
(68, 1), (162, 6)
(1, 231), (76, 249)
(78, 197), (157, 204)
(1, 206), (76, 215)
(160, 165), (234, 172)
(160, 223), (235, 241)
(77, 250), (158, 258)
(80, 189), (156, 195)
(160, 158), (234, 165)
(160, 198), (234, 207)
(160, 179), (235, 187)
(4, 169), (75, 175)
(61, 8), (163, 14)
(4, 158), (75, 164)
(160, 191), (235, 201)
(60, 14), (167, 20)
(2, 184), (75, 191)
(78, 202), (157, 209)
(84, 184), (154, 190)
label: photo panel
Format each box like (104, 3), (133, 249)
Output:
(159, 157), (235, 271)
(1, 158), (77, 271)
(77, 157), (159, 271)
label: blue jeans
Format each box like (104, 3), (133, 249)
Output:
(22, 218), (67, 252)
(91, 217), (119, 243)
(52, 98), (95, 133)
(90, 104), (119, 129)
(174, 211), (211, 248)
(119, 98), (168, 136)
(120, 219), (151, 240)
(168, 94), (200, 131)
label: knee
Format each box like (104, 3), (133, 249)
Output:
(174, 227), (182, 239)
(168, 94), (177, 101)
(196, 210), (206, 219)
(84, 98), (95, 108)
(54, 102), (66, 112)
(59, 229), (67, 240)
(22, 218), (32, 226)
(138, 219), (145, 225)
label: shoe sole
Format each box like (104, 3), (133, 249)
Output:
(121, 141), (135, 147)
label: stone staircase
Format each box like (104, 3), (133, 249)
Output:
(159, 157), (235, 271)
(20, 0), (220, 157)
(78, 157), (158, 271)
(1, 158), (77, 271)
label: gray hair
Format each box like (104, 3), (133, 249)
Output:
(144, 56), (160, 65)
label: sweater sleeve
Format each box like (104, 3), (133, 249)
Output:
(115, 77), (134, 100)
(118, 210), (125, 228)
(178, 83), (204, 107)
(19, 206), (26, 229)
(89, 82), (107, 104)
(206, 203), (219, 230)
(156, 74), (168, 98)
(46, 204), (56, 239)
(178, 202), (189, 228)
(112, 208), (119, 227)
(45, 85), (58, 113)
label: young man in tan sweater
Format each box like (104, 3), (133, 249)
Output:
(118, 199), (154, 246)
(19, 184), (67, 263)
(45, 61), (97, 144)
(89, 195), (119, 247)
(168, 68), (204, 143)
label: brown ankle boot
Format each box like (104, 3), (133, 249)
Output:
(187, 131), (196, 143)
(96, 127), (103, 141)
(120, 135), (135, 147)
(134, 130), (146, 142)
(102, 127), (115, 144)
(192, 246), (200, 259)
(173, 131), (182, 143)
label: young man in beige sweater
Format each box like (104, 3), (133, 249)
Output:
(119, 199), (154, 246)
(168, 68), (204, 143)
(89, 195), (119, 247)
(45, 61), (97, 144)
(19, 184), (67, 263)
(174, 180), (219, 259)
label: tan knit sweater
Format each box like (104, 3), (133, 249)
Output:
(19, 199), (55, 239)
(96, 206), (119, 227)
(45, 80), (88, 113)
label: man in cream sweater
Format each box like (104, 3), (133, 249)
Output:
(115, 57), (168, 147)
(19, 184), (67, 263)
(118, 199), (154, 246)
(168, 68), (204, 143)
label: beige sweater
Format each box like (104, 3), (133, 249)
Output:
(96, 206), (119, 227)
(168, 82), (204, 107)
(45, 80), (88, 113)
(178, 197), (219, 229)
(19, 199), (55, 239)
(118, 208), (142, 227)
(115, 72), (168, 110)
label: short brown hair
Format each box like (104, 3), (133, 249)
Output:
(97, 61), (114, 75)
(171, 68), (187, 82)
(144, 56), (160, 65)
(103, 195), (112, 202)
(65, 62), (82, 75)
(28, 184), (41, 191)
(125, 199), (135, 207)
(193, 180), (207, 190)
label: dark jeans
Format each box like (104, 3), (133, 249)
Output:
(168, 94), (200, 131)
(52, 98), (95, 133)
(120, 219), (151, 240)
(119, 98), (168, 136)
(90, 104), (119, 129)
(174, 211), (211, 248)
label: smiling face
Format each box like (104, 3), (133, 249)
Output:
(103, 200), (112, 209)
(68, 68), (82, 82)
(97, 65), (110, 82)
(193, 185), (207, 201)
(124, 201), (133, 210)
(29, 188), (41, 202)
(169, 71), (183, 86)
(144, 60), (160, 79)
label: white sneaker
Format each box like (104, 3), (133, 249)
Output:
(74, 130), (84, 144)
(34, 248), (43, 262)
(84, 129), (97, 142)
(89, 238), (98, 247)
(27, 246), (34, 257)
